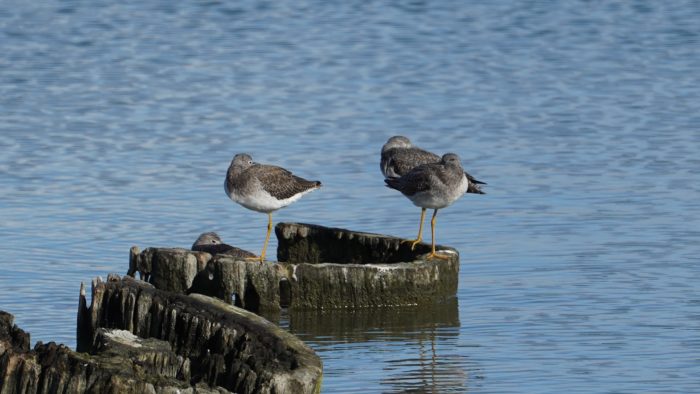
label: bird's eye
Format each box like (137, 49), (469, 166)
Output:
(248, 160), (253, 164)
(211, 240), (216, 243)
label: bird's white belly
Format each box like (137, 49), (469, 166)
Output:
(229, 187), (310, 213)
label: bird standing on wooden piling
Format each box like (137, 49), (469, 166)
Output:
(225, 153), (321, 263)
(381, 136), (485, 250)
(385, 153), (478, 260)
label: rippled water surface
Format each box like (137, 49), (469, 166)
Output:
(2, 1), (700, 392)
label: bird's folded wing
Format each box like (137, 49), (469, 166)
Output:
(253, 164), (319, 200)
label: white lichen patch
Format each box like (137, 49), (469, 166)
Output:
(104, 330), (142, 348)
(372, 265), (403, 273)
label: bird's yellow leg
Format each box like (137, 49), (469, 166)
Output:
(245, 212), (273, 263)
(402, 208), (426, 250)
(259, 212), (273, 263)
(427, 209), (450, 260)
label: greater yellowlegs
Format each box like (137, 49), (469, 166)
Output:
(381, 136), (485, 249)
(385, 153), (472, 260)
(191, 231), (256, 259)
(225, 153), (321, 263)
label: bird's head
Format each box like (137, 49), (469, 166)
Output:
(231, 153), (254, 169)
(192, 232), (222, 248)
(441, 153), (462, 168)
(381, 135), (412, 152)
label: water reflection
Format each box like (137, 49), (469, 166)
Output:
(381, 352), (471, 394)
(285, 297), (459, 340)
(273, 298), (480, 392)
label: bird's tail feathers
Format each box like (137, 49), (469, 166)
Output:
(384, 177), (400, 189)
(467, 183), (486, 194)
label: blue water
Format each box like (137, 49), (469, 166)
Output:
(1, 1), (699, 392)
